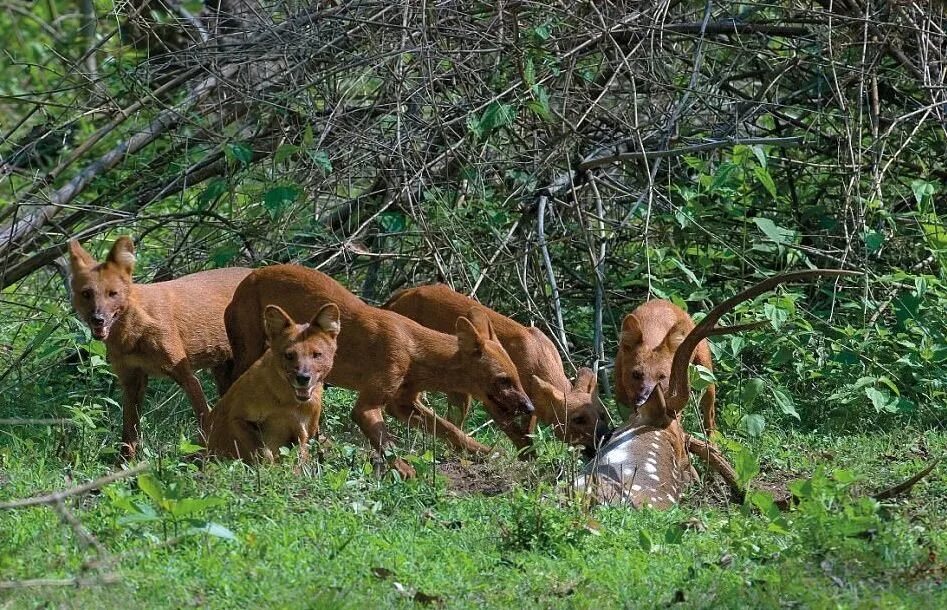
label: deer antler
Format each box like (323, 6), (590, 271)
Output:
(663, 269), (861, 417)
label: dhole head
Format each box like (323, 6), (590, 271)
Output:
(68, 236), (136, 341)
(456, 307), (534, 419)
(618, 313), (689, 408)
(263, 303), (341, 403)
(531, 367), (611, 450)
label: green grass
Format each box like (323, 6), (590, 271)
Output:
(2, 372), (947, 609)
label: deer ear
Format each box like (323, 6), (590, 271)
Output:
(620, 314), (642, 345)
(465, 306), (497, 341)
(312, 303), (341, 337)
(664, 320), (689, 352)
(67, 240), (95, 274)
(455, 316), (485, 355)
(572, 367), (598, 395)
(264, 305), (295, 341)
(531, 374), (566, 408)
(105, 236), (136, 276)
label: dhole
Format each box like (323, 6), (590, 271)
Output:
(67, 236), (251, 459)
(207, 303), (340, 465)
(383, 283), (610, 451)
(614, 299), (717, 432)
(224, 264), (535, 479)
(578, 270), (859, 508)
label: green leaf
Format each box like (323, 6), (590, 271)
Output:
(308, 150), (333, 174)
(477, 102), (515, 136)
(226, 142), (253, 166)
(911, 179), (937, 206)
(752, 217), (796, 245)
(198, 179), (228, 207)
(734, 450), (760, 488)
(663, 525), (684, 545)
(137, 474), (167, 504)
(263, 186), (300, 219)
(740, 378), (765, 409)
(168, 496), (226, 518)
(865, 387), (896, 413)
(741, 413), (766, 438)
(863, 230), (884, 254)
(274, 144), (300, 164)
(378, 211), (407, 233)
(188, 521), (238, 541)
(210, 244), (239, 268)
(753, 166), (777, 198)
(772, 387), (800, 420)
(689, 364), (716, 391)
(638, 529), (653, 552)
(527, 85), (553, 121)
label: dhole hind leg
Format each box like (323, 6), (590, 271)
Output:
(694, 340), (716, 433)
(388, 393), (492, 457)
(117, 368), (147, 461)
(351, 392), (416, 479)
(445, 392), (472, 427)
(220, 418), (264, 463)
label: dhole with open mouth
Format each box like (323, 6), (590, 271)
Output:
(207, 303), (340, 465)
(67, 236), (251, 459)
(223, 264), (535, 478)
(383, 283), (610, 451)
(614, 299), (717, 433)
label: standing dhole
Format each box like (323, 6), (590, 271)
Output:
(614, 299), (716, 432)
(207, 303), (340, 465)
(223, 264), (535, 479)
(67, 236), (251, 459)
(383, 283), (610, 451)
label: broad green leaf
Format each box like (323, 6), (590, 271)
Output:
(752, 217), (796, 245)
(137, 474), (166, 504)
(740, 378), (765, 409)
(638, 529), (653, 552)
(772, 387), (800, 420)
(168, 496), (226, 518)
(263, 186), (300, 219)
(226, 142), (253, 166)
(742, 413), (766, 438)
(188, 521), (238, 541)
(734, 450), (760, 488)
(753, 166), (777, 198)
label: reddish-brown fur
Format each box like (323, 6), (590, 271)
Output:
(580, 270), (858, 508)
(383, 283), (609, 449)
(614, 299), (716, 433)
(224, 265), (535, 478)
(207, 303), (340, 465)
(68, 237), (251, 459)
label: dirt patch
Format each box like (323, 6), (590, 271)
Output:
(437, 460), (516, 497)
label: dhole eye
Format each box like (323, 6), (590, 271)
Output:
(81, 289), (93, 299)
(108, 290), (118, 298)
(658, 373), (667, 380)
(284, 351), (294, 361)
(312, 351), (322, 359)
(631, 370), (644, 381)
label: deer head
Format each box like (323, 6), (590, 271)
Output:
(576, 269), (860, 508)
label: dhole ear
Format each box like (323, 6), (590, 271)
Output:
(67, 240), (95, 274)
(465, 307), (497, 341)
(312, 303), (341, 337)
(105, 236), (136, 276)
(531, 374), (566, 407)
(620, 314), (642, 345)
(664, 321), (689, 352)
(573, 367), (598, 395)
(455, 316), (485, 355)
(263, 305), (295, 341)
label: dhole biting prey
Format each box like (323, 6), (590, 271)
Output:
(383, 283), (610, 451)
(68, 236), (251, 459)
(614, 299), (717, 433)
(224, 264), (535, 479)
(578, 270), (859, 508)
(207, 303), (340, 465)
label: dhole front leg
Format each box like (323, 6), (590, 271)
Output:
(168, 362), (211, 436)
(389, 394), (491, 456)
(351, 393), (416, 479)
(117, 368), (147, 461)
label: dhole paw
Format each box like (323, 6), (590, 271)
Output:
(391, 458), (416, 479)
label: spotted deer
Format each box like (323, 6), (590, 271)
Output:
(576, 269), (860, 508)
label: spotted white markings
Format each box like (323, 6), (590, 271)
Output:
(644, 462), (657, 474)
